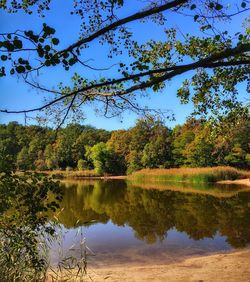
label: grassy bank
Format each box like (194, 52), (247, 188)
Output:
(129, 167), (250, 184)
(40, 169), (100, 179)
(27, 166), (250, 183)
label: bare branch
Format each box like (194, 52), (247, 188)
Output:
(55, 93), (78, 130)
(71, 52), (118, 71)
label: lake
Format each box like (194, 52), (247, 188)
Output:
(49, 179), (250, 268)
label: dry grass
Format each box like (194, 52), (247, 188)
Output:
(40, 169), (99, 179)
(130, 167), (250, 183)
(132, 166), (249, 176)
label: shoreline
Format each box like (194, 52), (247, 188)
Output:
(29, 167), (250, 186)
(60, 175), (250, 187)
(47, 249), (250, 281)
(25, 170), (250, 187)
(217, 178), (250, 186)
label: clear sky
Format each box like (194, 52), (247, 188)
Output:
(0, 0), (248, 130)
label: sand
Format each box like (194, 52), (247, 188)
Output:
(218, 178), (250, 186)
(48, 249), (250, 281)
(82, 249), (250, 282)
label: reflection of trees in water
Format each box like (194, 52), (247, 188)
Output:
(56, 180), (250, 248)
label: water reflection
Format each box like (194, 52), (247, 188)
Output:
(53, 180), (250, 248)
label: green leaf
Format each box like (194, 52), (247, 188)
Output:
(1, 55), (7, 61)
(45, 60), (51, 66)
(208, 2), (214, 8)
(5, 42), (14, 51)
(63, 52), (69, 58)
(190, 4), (196, 10)
(52, 38), (59, 45)
(25, 65), (32, 71)
(44, 45), (50, 51)
(194, 15), (199, 21)
(68, 58), (76, 66)
(241, 2), (246, 8)
(215, 3), (223, 10)
(16, 66), (25, 73)
(18, 58), (24, 64)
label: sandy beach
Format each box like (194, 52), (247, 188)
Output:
(47, 249), (250, 281)
(84, 249), (250, 282)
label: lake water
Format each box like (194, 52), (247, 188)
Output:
(49, 179), (250, 268)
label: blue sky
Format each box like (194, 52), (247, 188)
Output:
(0, 0), (248, 130)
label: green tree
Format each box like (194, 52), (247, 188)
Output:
(172, 123), (195, 167)
(127, 117), (170, 171)
(107, 129), (131, 171)
(211, 114), (250, 167)
(141, 123), (172, 168)
(44, 144), (58, 170)
(16, 146), (32, 170)
(0, 143), (16, 173)
(87, 143), (110, 175)
(142, 135), (172, 168)
(184, 137), (215, 167)
(127, 150), (142, 175)
(77, 159), (88, 170)
(225, 144), (248, 168)
(87, 142), (124, 175)
(72, 126), (110, 162)
(28, 137), (47, 166)
(54, 124), (83, 168)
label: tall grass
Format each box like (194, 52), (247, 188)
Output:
(41, 169), (99, 179)
(46, 224), (94, 282)
(130, 167), (249, 183)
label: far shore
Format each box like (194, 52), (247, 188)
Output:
(47, 249), (250, 281)
(60, 175), (250, 187)
(34, 170), (250, 186)
(28, 167), (250, 187)
(61, 177), (250, 186)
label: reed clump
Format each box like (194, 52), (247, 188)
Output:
(130, 167), (249, 183)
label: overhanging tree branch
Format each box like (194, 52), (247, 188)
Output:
(56, 0), (187, 56)
(1, 43), (249, 114)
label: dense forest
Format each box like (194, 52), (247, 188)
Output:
(0, 115), (249, 175)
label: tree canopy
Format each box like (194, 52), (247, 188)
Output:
(0, 0), (249, 125)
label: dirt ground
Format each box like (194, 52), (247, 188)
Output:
(83, 249), (250, 282)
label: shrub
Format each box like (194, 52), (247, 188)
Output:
(77, 159), (88, 171)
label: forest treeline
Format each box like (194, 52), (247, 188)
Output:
(0, 116), (249, 175)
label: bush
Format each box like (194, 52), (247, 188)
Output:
(77, 159), (88, 171)
(0, 168), (63, 281)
